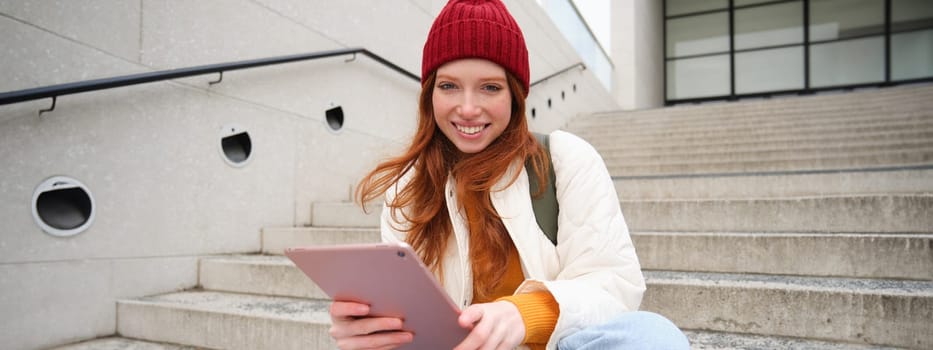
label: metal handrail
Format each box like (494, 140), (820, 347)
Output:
(531, 62), (586, 87)
(1, 47), (587, 114)
(0, 47), (420, 111)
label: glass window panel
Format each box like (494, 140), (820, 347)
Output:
(735, 1), (804, 50)
(892, 29), (933, 80)
(736, 46), (805, 94)
(810, 0), (884, 41)
(666, 12), (730, 57)
(735, 0), (778, 6)
(810, 36), (885, 87)
(666, 0), (728, 16)
(667, 55), (731, 100)
(892, 0), (933, 32)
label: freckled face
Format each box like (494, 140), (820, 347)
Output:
(432, 59), (512, 154)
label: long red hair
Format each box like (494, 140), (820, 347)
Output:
(356, 70), (549, 300)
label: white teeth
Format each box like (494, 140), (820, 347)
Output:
(456, 124), (484, 135)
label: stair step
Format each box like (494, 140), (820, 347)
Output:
(206, 226), (933, 299)
(603, 143), (933, 168)
(311, 194), (933, 233)
(634, 232), (933, 280)
(579, 115), (933, 143)
(594, 132), (933, 159)
(261, 227), (379, 255)
(50, 337), (202, 350)
(571, 85), (933, 128)
(199, 255), (326, 299)
(623, 194), (933, 233)
(607, 152), (933, 176)
(614, 167), (933, 199)
(48, 327), (905, 350)
(117, 291), (333, 350)
(577, 92), (933, 127)
(641, 271), (933, 349)
(683, 330), (905, 350)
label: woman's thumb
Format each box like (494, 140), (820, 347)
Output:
(458, 304), (484, 329)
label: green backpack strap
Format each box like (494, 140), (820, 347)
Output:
(526, 132), (559, 245)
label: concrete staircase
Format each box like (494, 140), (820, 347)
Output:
(52, 85), (933, 349)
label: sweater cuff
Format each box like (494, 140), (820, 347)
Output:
(497, 291), (559, 345)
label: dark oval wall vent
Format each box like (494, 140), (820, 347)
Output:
(220, 124), (252, 167)
(326, 106), (344, 132)
(32, 176), (95, 237)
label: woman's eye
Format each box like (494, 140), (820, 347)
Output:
(438, 82), (456, 90)
(482, 85), (502, 92)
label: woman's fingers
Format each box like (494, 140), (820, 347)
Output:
(330, 316), (405, 338)
(330, 301), (371, 319)
(334, 331), (413, 350)
(453, 302), (524, 350)
(328, 301), (413, 350)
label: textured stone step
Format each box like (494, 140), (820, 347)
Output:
(577, 97), (931, 126)
(577, 113), (933, 142)
(634, 232), (933, 280)
(50, 337), (203, 350)
(607, 152), (933, 176)
(613, 167), (933, 199)
(623, 194), (933, 233)
(578, 89), (933, 126)
(117, 291), (333, 350)
(199, 255), (327, 299)
(594, 127), (933, 157)
(312, 194), (933, 233)
(641, 271), (933, 349)
(602, 140), (933, 165)
(684, 330), (906, 350)
(48, 329), (905, 350)
(571, 85), (933, 128)
(261, 227), (380, 255)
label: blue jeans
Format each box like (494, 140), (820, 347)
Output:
(557, 311), (690, 350)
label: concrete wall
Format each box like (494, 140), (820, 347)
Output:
(612, 0), (665, 110)
(0, 1), (616, 349)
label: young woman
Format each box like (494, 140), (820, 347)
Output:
(331, 1), (690, 349)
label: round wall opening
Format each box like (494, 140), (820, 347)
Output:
(219, 124), (252, 167)
(326, 106), (344, 132)
(32, 176), (95, 237)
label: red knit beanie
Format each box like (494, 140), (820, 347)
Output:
(422, 0), (530, 92)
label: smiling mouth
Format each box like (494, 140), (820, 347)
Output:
(455, 123), (487, 135)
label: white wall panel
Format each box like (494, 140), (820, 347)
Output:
(0, 0), (142, 62)
(0, 257), (198, 350)
(140, 0), (340, 69)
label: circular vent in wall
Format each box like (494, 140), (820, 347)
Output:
(32, 176), (95, 237)
(219, 124), (252, 167)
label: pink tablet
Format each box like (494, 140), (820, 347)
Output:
(285, 242), (469, 349)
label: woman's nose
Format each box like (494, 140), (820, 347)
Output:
(458, 93), (482, 118)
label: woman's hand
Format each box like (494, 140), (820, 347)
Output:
(454, 301), (526, 350)
(329, 301), (413, 350)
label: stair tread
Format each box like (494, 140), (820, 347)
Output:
(121, 290), (331, 323)
(50, 337), (204, 350)
(201, 254), (293, 265)
(644, 270), (933, 296)
(684, 330), (906, 350)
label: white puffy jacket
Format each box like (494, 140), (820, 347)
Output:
(381, 130), (646, 349)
